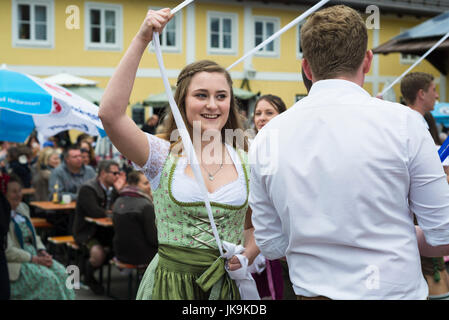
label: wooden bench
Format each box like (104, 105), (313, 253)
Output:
(30, 217), (53, 229)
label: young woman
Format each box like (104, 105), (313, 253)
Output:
(99, 8), (259, 300)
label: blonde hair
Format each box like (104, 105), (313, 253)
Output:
(36, 147), (59, 170)
(159, 60), (248, 152)
(301, 5), (368, 81)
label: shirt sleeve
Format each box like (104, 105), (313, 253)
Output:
(132, 133), (170, 191)
(407, 111), (449, 246)
(249, 138), (288, 260)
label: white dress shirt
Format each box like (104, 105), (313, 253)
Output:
(249, 79), (449, 299)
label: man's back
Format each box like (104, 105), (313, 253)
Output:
(113, 194), (157, 265)
(250, 79), (449, 299)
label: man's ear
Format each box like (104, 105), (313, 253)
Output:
(362, 50), (373, 74)
(302, 59), (313, 81)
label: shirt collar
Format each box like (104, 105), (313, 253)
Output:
(308, 79), (371, 99)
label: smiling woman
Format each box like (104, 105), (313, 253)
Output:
(98, 9), (259, 300)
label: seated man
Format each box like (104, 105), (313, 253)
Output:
(113, 170), (158, 266)
(48, 145), (96, 201)
(73, 160), (124, 295)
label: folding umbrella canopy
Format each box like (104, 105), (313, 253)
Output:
(0, 67), (105, 143)
(431, 102), (449, 127)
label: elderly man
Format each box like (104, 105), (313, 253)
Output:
(48, 145), (96, 201)
(250, 5), (449, 300)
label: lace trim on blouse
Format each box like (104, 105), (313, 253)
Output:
(132, 133), (170, 191)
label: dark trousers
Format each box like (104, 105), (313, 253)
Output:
(0, 250), (10, 300)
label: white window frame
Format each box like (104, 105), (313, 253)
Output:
(296, 22), (304, 59)
(148, 6), (182, 53)
(12, 0), (54, 48)
(84, 2), (123, 51)
(207, 11), (238, 55)
(253, 16), (280, 57)
(399, 28), (419, 65)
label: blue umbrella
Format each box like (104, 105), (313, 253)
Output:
(0, 67), (106, 143)
(431, 102), (449, 127)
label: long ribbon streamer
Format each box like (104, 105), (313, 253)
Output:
(153, 27), (223, 256)
(380, 31), (449, 96)
(171, 0), (194, 15)
(226, 0), (330, 71)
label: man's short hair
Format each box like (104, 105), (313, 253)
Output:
(63, 145), (80, 159)
(126, 170), (143, 186)
(301, 5), (368, 81)
(400, 72), (434, 105)
(97, 160), (119, 175)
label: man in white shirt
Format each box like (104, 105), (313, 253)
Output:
(250, 5), (449, 300)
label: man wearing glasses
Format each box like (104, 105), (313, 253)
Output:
(73, 160), (125, 295)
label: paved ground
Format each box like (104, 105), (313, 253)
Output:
(74, 265), (140, 300)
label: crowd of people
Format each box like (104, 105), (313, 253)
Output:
(2, 4), (449, 300)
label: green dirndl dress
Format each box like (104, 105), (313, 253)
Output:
(136, 149), (250, 300)
(10, 220), (75, 300)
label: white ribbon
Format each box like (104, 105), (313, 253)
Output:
(380, 31), (449, 96)
(171, 0), (194, 15)
(222, 241), (261, 300)
(226, 0), (330, 71)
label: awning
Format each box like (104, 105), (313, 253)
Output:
(65, 86), (104, 105)
(372, 10), (449, 75)
(43, 73), (98, 86)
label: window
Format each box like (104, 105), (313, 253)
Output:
(12, 0), (54, 48)
(85, 2), (122, 51)
(399, 28), (419, 64)
(148, 7), (182, 53)
(297, 22), (304, 59)
(254, 17), (279, 56)
(207, 12), (238, 55)
(400, 53), (420, 65)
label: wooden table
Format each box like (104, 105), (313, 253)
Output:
(30, 201), (76, 235)
(30, 201), (76, 212)
(85, 217), (113, 227)
(22, 188), (35, 196)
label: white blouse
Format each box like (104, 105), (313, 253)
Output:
(134, 133), (247, 206)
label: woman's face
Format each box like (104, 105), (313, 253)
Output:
(185, 72), (231, 134)
(254, 99), (280, 131)
(6, 181), (22, 210)
(48, 154), (61, 168)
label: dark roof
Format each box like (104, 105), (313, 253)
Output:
(372, 10), (449, 74)
(240, 0), (449, 16)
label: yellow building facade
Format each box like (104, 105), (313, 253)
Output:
(0, 0), (446, 123)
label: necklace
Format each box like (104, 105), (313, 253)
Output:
(201, 162), (224, 181)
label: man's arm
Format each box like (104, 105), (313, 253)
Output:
(416, 226), (449, 257)
(408, 112), (449, 247)
(249, 156), (288, 260)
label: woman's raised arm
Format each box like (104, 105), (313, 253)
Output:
(99, 9), (172, 167)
